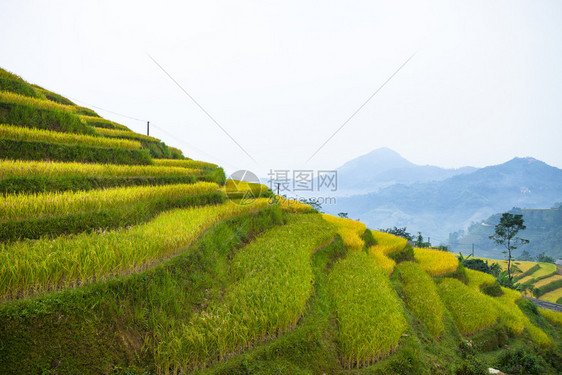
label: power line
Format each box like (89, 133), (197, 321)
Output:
(67, 96), (236, 167)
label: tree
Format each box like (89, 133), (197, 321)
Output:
(489, 213), (529, 282)
(300, 198), (323, 212)
(536, 252), (555, 264)
(379, 227), (413, 241)
(517, 250), (533, 261)
(337, 212), (349, 219)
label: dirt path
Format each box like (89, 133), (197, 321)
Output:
(524, 297), (562, 312)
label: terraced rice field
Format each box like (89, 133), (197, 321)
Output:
(414, 248), (459, 276)
(0, 199), (270, 300)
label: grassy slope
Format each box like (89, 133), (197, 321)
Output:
(1, 68), (561, 374)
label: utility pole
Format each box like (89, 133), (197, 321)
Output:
(147, 121), (150, 136)
(276, 183), (280, 196)
(472, 243), (475, 257)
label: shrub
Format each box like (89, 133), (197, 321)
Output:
(480, 282), (504, 297)
(388, 243), (415, 263)
(464, 259), (492, 274)
(360, 229), (376, 249)
(496, 348), (546, 375)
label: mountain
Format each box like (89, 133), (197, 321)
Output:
(328, 157), (562, 245)
(335, 147), (477, 196)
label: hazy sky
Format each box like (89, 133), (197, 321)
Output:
(1, 0), (561, 176)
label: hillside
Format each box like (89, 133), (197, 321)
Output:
(0, 68), (561, 375)
(452, 204), (562, 260)
(328, 157), (562, 244)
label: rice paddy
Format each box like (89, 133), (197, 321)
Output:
(0, 123), (141, 149)
(328, 251), (407, 368)
(414, 248), (459, 276)
(155, 213), (334, 372)
(0, 181), (219, 221)
(0, 199), (270, 300)
(0, 159), (202, 180)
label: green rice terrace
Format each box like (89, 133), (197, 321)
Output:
(0, 67), (561, 375)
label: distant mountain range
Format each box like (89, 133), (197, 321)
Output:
(325, 149), (562, 251)
(334, 148), (477, 196)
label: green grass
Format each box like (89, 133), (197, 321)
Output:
(396, 261), (445, 338)
(328, 251), (407, 368)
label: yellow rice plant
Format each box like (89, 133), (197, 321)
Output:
(0, 90), (76, 113)
(0, 199), (271, 300)
(396, 261), (445, 338)
(525, 324), (552, 348)
(154, 158), (217, 169)
(367, 231), (406, 275)
(370, 250), (396, 275)
(464, 269), (551, 343)
(414, 248), (459, 276)
(167, 146), (184, 156)
(539, 308), (562, 327)
(0, 159), (202, 179)
(465, 268), (497, 290)
(533, 274), (562, 289)
(371, 231), (408, 255)
(328, 251), (407, 368)
(0, 182), (219, 221)
(78, 115), (130, 130)
(95, 127), (161, 142)
(0, 123), (141, 150)
(438, 278), (499, 335)
(540, 288), (562, 303)
(156, 214), (334, 372)
(321, 214), (366, 251)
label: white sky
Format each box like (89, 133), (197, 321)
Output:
(1, 0), (561, 176)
